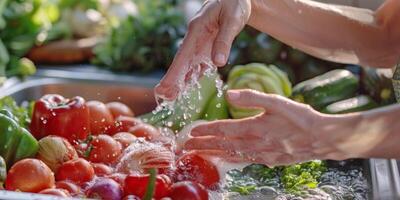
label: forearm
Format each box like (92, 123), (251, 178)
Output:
(320, 104), (400, 160)
(248, 0), (400, 68)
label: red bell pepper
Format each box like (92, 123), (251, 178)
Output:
(30, 94), (90, 144)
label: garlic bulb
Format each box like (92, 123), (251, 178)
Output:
(37, 136), (78, 172)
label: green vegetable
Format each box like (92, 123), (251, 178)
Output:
(0, 96), (31, 128)
(0, 156), (5, 189)
(227, 161), (326, 196)
(143, 168), (157, 200)
(92, 0), (185, 72)
(0, 0), (57, 80)
(6, 57), (36, 78)
(321, 95), (378, 114)
(140, 71), (220, 131)
(202, 92), (229, 121)
(227, 63), (292, 119)
(246, 34), (283, 64)
(0, 109), (39, 167)
(281, 161), (327, 195)
(361, 67), (396, 105)
(291, 69), (359, 110)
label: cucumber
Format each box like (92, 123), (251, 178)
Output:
(291, 69), (359, 110)
(321, 95), (378, 114)
(360, 67), (396, 105)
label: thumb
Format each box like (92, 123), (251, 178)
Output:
(226, 89), (286, 112)
(212, 20), (242, 66)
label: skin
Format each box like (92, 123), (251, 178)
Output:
(157, 0), (400, 166)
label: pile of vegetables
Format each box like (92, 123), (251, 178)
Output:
(0, 95), (221, 200)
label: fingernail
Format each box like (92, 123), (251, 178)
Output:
(214, 53), (226, 65)
(227, 90), (240, 100)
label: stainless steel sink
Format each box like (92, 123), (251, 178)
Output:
(1, 70), (400, 200)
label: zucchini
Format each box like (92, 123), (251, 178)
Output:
(291, 69), (359, 110)
(361, 67), (396, 105)
(321, 95), (378, 114)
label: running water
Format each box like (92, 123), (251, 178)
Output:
(150, 59), (225, 132)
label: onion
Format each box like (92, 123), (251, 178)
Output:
(37, 136), (78, 172)
(86, 178), (123, 200)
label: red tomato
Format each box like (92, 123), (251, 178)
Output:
(88, 134), (122, 164)
(55, 181), (81, 195)
(169, 181), (208, 200)
(30, 95), (90, 144)
(106, 102), (134, 118)
(56, 158), (95, 184)
(128, 124), (161, 141)
(175, 153), (220, 188)
(124, 174), (171, 199)
(109, 116), (142, 134)
(107, 173), (127, 187)
(92, 163), (113, 177)
(113, 132), (137, 149)
(5, 159), (55, 193)
(39, 188), (71, 197)
(87, 101), (115, 135)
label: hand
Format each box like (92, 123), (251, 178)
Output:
(155, 0), (252, 100)
(182, 89), (362, 166)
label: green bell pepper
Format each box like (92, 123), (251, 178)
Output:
(0, 109), (38, 167)
(0, 156), (5, 189)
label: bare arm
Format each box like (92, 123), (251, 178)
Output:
(321, 104), (400, 159)
(249, 0), (400, 68)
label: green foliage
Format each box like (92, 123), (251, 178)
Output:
(228, 161), (327, 196)
(0, 96), (31, 128)
(92, 0), (185, 72)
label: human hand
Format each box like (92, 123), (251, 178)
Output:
(182, 89), (362, 166)
(155, 0), (252, 100)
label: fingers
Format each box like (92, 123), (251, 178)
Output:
(191, 118), (258, 137)
(212, 21), (241, 66)
(226, 89), (285, 111)
(154, 40), (191, 100)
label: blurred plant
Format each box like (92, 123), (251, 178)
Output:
(92, 0), (185, 72)
(0, 0), (58, 83)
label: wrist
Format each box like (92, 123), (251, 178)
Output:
(311, 113), (363, 161)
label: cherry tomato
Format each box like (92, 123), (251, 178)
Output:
(55, 181), (81, 195)
(87, 101), (115, 135)
(39, 188), (71, 197)
(124, 174), (171, 199)
(5, 159), (55, 193)
(88, 134), (122, 164)
(113, 132), (137, 149)
(106, 102), (134, 118)
(128, 124), (161, 141)
(169, 181), (208, 200)
(92, 163), (113, 177)
(56, 158), (95, 184)
(175, 153), (220, 188)
(107, 173), (127, 187)
(109, 116), (142, 134)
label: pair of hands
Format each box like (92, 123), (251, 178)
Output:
(155, 0), (357, 166)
